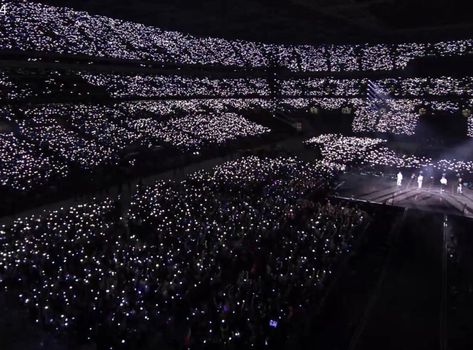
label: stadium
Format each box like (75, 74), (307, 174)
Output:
(0, 0), (473, 349)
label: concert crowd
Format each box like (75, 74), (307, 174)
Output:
(306, 134), (473, 180)
(1, 1), (472, 71)
(0, 157), (369, 349)
(0, 102), (271, 194)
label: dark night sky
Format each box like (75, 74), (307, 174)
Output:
(29, 0), (473, 44)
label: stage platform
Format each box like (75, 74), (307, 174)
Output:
(334, 172), (473, 218)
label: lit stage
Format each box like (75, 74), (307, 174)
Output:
(334, 172), (473, 218)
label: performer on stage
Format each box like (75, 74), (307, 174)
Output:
(440, 174), (447, 192)
(397, 171), (403, 186)
(417, 172), (423, 189)
(457, 178), (463, 194)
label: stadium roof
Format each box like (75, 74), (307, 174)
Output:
(32, 0), (473, 45)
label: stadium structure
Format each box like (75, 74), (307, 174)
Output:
(0, 1), (472, 349)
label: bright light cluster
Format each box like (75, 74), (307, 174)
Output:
(0, 69), (93, 101)
(128, 112), (270, 151)
(116, 98), (276, 116)
(306, 134), (473, 175)
(0, 156), (368, 348)
(79, 73), (270, 98)
(1, 1), (472, 72)
(0, 132), (69, 191)
(353, 98), (421, 136)
(279, 76), (473, 98)
(305, 134), (386, 164)
(0, 102), (273, 193)
(17, 114), (119, 169)
(361, 44), (394, 71)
